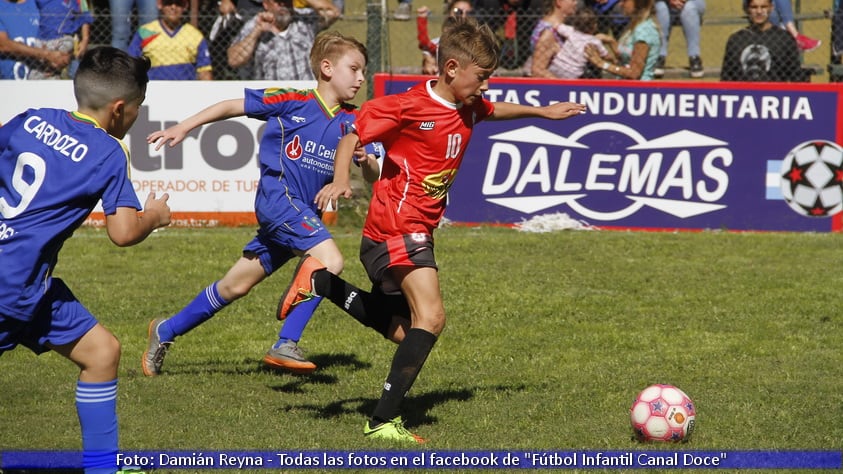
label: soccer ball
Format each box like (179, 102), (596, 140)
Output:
(630, 384), (696, 443)
(779, 140), (843, 217)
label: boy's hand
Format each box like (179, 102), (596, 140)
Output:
(144, 192), (172, 229)
(544, 102), (587, 119)
(315, 182), (353, 211)
(148, 125), (188, 150)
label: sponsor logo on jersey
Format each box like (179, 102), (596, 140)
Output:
(292, 116), (306, 123)
(419, 121), (435, 131)
(285, 135), (304, 160)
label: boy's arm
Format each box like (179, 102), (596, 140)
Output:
(105, 192), (171, 247)
(0, 32), (70, 71)
(489, 101), (586, 121)
(314, 133), (358, 211)
(148, 98), (245, 150)
(358, 153), (381, 184)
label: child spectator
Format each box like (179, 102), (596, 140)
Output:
(531, 6), (607, 78)
(0, 0), (70, 79)
(29, 0), (93, 79)
(128, 0), (213, 80)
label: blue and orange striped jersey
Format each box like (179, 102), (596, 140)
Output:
(0, 108), (141, 321)
(128, 19), (212, 80)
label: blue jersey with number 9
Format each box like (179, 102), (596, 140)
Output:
(0, 108), (141, 321)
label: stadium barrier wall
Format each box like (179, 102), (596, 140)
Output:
(377, 74), (843, 232)
(3, 77), (843, 232)
(1, 80), (314, 227)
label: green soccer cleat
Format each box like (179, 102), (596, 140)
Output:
(363, 416), (426, 444)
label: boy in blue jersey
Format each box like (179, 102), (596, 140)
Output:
(0, 47), (171, 473)
(143, 31), (381, 376)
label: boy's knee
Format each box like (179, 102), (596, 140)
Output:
(317, 252), (344, 276)
(217, 280), (251, 300)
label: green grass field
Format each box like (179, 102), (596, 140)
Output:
(1, 223), (841, 473)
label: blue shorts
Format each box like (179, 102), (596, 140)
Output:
(0, 278), (98, 355)
(247, 192), (333, 275)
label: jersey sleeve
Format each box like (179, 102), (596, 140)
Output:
(96, 142), (142, 215)
(196, 38), (212, 71)
(243, 87), (291, 120)
(356, 94), (403, 145)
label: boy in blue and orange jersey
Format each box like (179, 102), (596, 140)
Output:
(0, 47), (171, 473)
(142, 31), (381, 377)
(128, 0), (212, 80)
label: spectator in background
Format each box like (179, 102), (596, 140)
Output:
(833, 0), (843, 64)
(416, 0), (473, 75)
(653, 0), (705, 78)
(394, 0), (413, 21)
(583, 0), (627, 37)
(524, 0), (577, 76)
(110, 0), (158, 50)
(474, 0), (542, 70)
(721, 0), (803, 81)
(0, 0), (70, 79)
(531, 7), (609, 78)
(227, 0), (330, 80)
(129, 0), (213, 80)
(768, 0), (820, 51)
(584, 0), (660, 79)
(30, 0), (93, 79)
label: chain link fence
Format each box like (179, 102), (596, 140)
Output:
(5, 0), (840, 84)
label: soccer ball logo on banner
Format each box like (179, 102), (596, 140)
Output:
(779, 140), (843, 217)
(630, 384), (696, 443)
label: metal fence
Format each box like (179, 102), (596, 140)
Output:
(7, 0), (840, 84)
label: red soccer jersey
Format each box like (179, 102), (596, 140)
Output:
(357, 80), (495, 242)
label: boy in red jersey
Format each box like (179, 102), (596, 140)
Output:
(278, 16), (585, 443)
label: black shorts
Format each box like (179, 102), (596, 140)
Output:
(359, 233), (437, 295)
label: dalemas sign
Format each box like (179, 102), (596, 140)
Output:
(376, 75), (843, 232)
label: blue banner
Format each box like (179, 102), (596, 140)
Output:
(2, 450), (841, 469)
(376, 75), (843, 232)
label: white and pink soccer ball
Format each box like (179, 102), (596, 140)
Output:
(630, 384), (696, 443)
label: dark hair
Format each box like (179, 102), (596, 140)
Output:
(74, 46), (151, 110)
(567, 7), (599, 35)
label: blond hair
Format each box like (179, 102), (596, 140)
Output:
(309, 31), (368, 79)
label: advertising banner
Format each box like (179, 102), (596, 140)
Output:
(1, 80), (314, 226)
(377, 75), (843, 232)
(4, 77), (841, 231)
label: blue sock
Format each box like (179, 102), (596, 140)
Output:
(76, 379), (118, 474)
(275, 296), (323, 347)
(160, 282), (229, 342)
